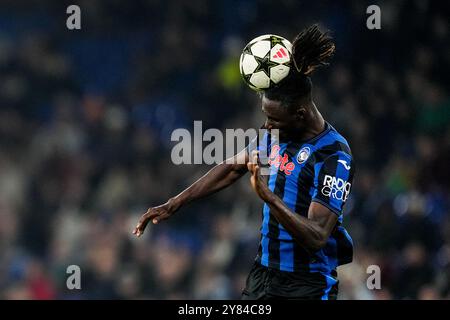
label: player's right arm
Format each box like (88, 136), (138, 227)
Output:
(133, 149), (249, 237)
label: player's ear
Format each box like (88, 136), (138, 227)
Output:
(295, 106), (306, 121)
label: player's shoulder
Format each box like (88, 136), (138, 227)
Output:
(312, 122), (352, 161)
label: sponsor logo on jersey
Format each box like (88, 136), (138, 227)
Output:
(268, 145), (295, 176)
(337, 159), (351, 170)
(321, 174), (352, 202)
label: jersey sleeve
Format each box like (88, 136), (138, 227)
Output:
(311, 151), (354, 216)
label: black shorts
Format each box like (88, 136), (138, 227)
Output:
(241, 261), (339, 300)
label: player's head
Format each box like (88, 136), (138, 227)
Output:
(261, 24), (335, 134)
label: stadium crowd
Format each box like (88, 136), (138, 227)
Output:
(0, 1), (448, 299)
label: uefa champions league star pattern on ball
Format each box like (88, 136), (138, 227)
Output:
(239, 34), (293, 91)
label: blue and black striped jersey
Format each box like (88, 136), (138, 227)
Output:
(247, 122), (354, 277)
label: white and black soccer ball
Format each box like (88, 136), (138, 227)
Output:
(239, 34), (293, 91)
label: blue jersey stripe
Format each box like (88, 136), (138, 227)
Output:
(327, 236), (338, 271)
(329, 153), (350, 212)
(321, 274), (338, 300)
(279, 240), (294, 271)
(260, 235), (270, 267)
(312, 130), (338, 150)
(261, 169), (278, 263)
(261, 142), (286, 264)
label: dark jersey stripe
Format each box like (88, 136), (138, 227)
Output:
(293, 154), (316, 272)
(319, 141), (352, 156)
(257, 242), (262, 259)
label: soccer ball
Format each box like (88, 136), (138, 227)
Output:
(239, 34), (293, 91)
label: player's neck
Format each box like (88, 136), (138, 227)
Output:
(310, 103), (326, 135)
(296, 102), (326, 141)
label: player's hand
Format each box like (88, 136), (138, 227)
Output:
(132, 201), (174, 237)
(247, 151), (271, 202)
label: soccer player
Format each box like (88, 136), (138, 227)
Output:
(133, 25), (355, 300)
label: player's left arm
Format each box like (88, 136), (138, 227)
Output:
(266, 193), (337, 253)
(247, 150), (353, 253)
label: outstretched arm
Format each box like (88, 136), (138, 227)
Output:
(247, 151), (337, 252)
(170, 149), (249, 212)
(133, 149), (249, 236)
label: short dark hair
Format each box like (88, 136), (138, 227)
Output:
(264, 24), (335, 108)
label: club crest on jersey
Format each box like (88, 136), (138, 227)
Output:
(296, 147), (311, 164)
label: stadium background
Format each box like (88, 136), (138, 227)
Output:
(0, 0), (449, 299)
